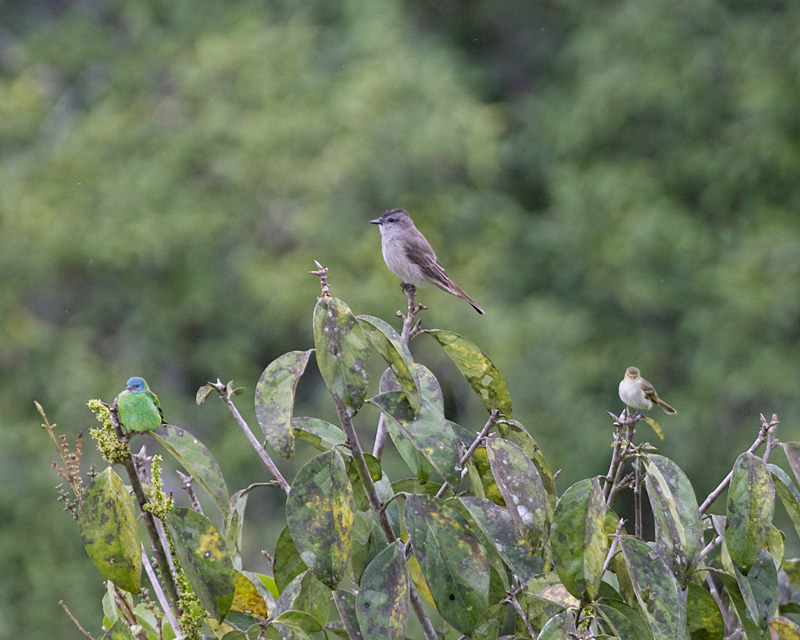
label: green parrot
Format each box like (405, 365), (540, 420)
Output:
(116, 376), (164, 434)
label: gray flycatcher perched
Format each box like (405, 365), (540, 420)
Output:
(370, 208), (485, 314)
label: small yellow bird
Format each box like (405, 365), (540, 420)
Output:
(618, 366), (676, 415)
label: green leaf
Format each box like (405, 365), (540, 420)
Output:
(424, 329), (512, 417)
(152, 423), (229, 518)
(226, 484), (270, 571)
(285, 449), (354, 589)
(98, 619), (137, 640)
(769, 464), (800, 541)
(734, 548), (779, 632)
(78, 467), (141, 594)
(270, 610), (319, 639)
(515, 590), (567, 635)
(685, 582), (724, 640)
(196, 383), (215, 405)
(414, 364), (445, 412)
(725, 452), (775, 573)
(368, 391), (461, 487)
(538, 610), (577, 640)
(550, 477), (607, 599)
(460, 496), (540, 582)
(254, 349), (313, 459)
(715, 570), (770, 640)
(167, 507), (235, 621)
(770, 616), (800, 639)
(355, 541), (410, 640)
(644, 454), (702, 586)
(642, 416), (664, 440)
(782, 442), (800, 487)
(230, 571), (269, 621)
(273, 526), (308, 593)
(595, 600), (653, 640)
(485, 437), (548, 547)
(292, 416), (347, 452)
(404, 495), (490, 635)
(313, 296), (371, 416)
(471, 602), (508, 640)
(358, 315), (420, 412)
(273, 570), (330, 629)
(333, 589), (363, 640)
(618, 536), (688, 640)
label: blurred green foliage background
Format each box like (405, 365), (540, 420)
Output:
(2, 0), (800, 637)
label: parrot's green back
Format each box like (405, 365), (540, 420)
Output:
(117, 388), (163, 434)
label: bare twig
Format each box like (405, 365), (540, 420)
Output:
(59, 601), (97, 640)
(309, 260), (330, 298)
(141, 546), (180, 634)
(602, 520), (626, 574)
(212, 380), (291, 494)
(699, 415), (778, 514)
(699, 534), (722, 561)
(372, 414), (389, 461)
(705, 572), (734, 631)
(399, 283), (425, 343)
(436, 410), (501, 499)
(605, 410), (643, 508)
(761, 413), (779, 464)
(504, 584), (536, 638)
(177, 471), (203, 514)
(634, 455), (643, 539)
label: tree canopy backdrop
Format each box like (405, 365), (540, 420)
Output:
(2, 0), (800, 638)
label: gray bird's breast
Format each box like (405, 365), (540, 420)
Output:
(382, 236), (427, 286)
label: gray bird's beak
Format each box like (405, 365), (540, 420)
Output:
(369, 218), (381, 225)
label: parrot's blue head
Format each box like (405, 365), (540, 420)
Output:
(126, 376), (148, 393)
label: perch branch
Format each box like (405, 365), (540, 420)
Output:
(59, 601), (97, 640)
(141, 546), (180, 634)
(212, 380), (291, 494)
(309, 260), (330, 298)
(699, 414), (778, 514)
(436, 410), (501, 499)
(109, 405), (181, 614)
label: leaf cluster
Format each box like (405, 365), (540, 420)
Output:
(46, 283), (800, 639)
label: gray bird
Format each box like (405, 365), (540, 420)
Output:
(370, 208), (485, 314)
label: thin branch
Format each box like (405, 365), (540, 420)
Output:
(309, 260), (330, 298)
(59, 601), (97, 640)
(761, 413), (779, 464)
(633, 455), (643, 539)
(142, 546), (180, 634)
(699, 416), (777, 514)
(213, 380), (291, 494)
(705, 572), (734, 632)
(372, 414), (389, 461)
(109, 406), (181, 612)
(399, 283), (425, 343)
(699, 534), (722, 562)
(177, 471), (203, 514)
(505, 584), (536, 639)
(605, 411), (642, 508)
(602, 520), (625, 574)
(436, 410), (501, 499)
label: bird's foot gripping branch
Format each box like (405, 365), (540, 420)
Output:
(41, 266), (800, 640)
